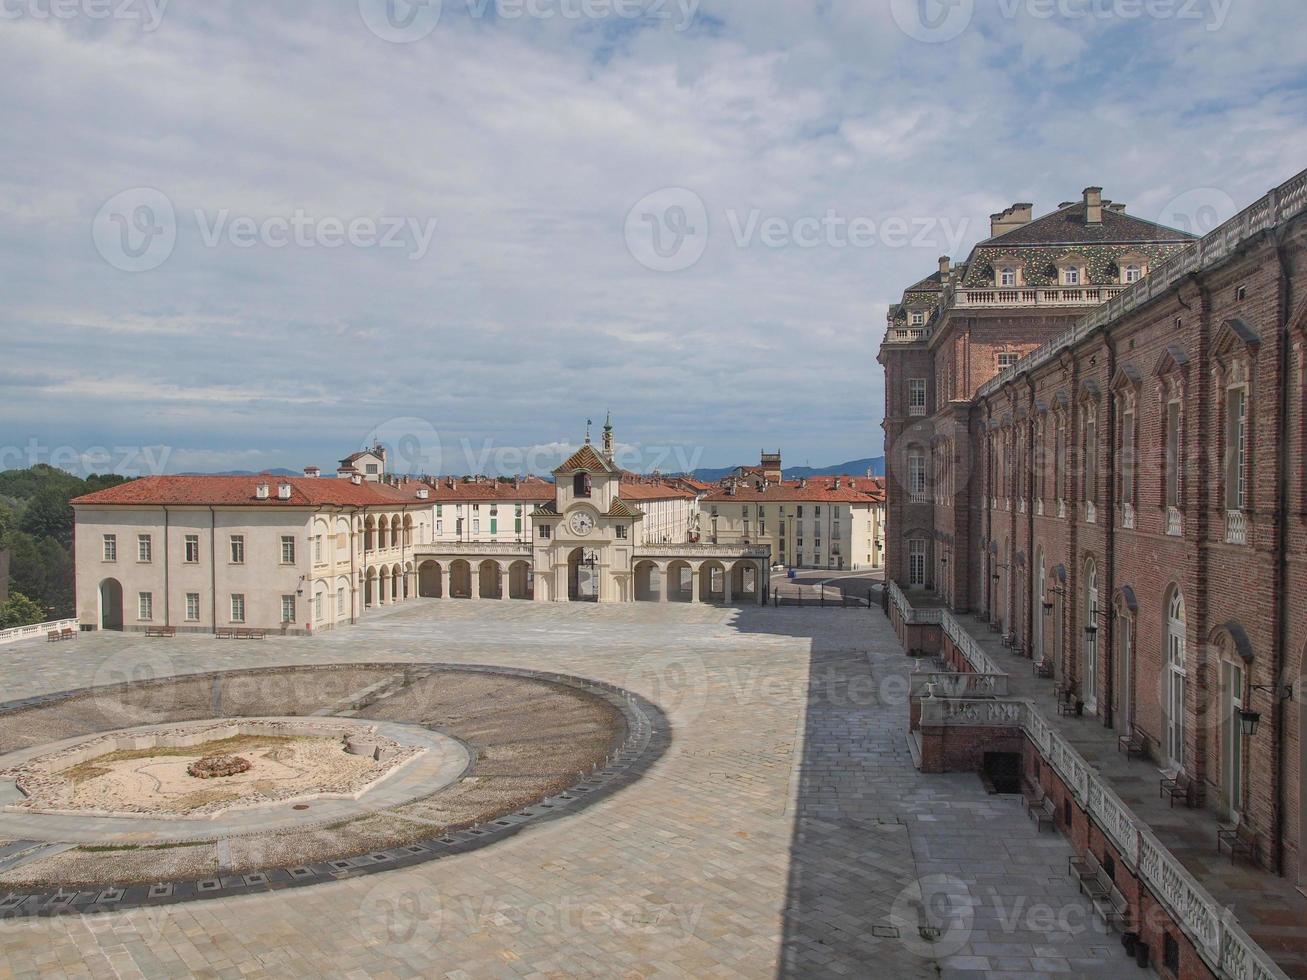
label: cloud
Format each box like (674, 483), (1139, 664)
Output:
(0, 0), (1304, 473)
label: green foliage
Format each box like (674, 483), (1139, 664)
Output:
(0, 590), (44, 630)
(0, 466), (133, 620)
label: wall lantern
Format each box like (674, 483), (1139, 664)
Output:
(1240, 709), (1262, 738)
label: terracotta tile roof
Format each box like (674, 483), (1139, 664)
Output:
(605, 499), (643, 519)
(617, 482), (697, 501)
(422, 478), (555, 503)
(702, 483), (881, 504)
(670, 476), (715, 492)
(71, 475), (423, 508)
(555, 444), (617, 474)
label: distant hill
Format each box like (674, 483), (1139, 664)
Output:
(689, 457), (884, 483)
(180, 468), (301, 477)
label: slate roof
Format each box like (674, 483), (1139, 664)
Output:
(981, 201), (1194, 247)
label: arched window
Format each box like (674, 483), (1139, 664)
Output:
(573, 472), (592, 498)
(1165, 588), (1188, 769)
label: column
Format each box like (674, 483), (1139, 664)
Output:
(723, 568), (733, 605)
(658, 565), (668, 603)
(440, 566), (451, 599)
(498, 562), (511, 599)
(757, 561), (767, 605)
(689, 566), (701, 604)
(469, 564), (482, 600)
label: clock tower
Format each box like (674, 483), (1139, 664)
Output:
(530, 424), (642, 602)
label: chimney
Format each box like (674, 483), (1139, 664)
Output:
(990, 203), (1034, 238)
(416, 487), (429, 500)
(255, 482), (270, 500)
(834, 478), (842, 490)
(278, 482), (292, 500)
(336, 467), (353, 479)
(351, 473), (363, 486)
(303, 466), (320, 478)
(938, 256), (950, 277)
(1084, 187), (1103, 225)
(1107, 201), (1127, 213)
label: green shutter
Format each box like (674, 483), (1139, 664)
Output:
(490, 519), (497, 534)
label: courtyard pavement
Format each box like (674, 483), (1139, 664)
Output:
(0, 601), (1126, 979)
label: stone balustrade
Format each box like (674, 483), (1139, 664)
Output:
(0, 619), (79, 646)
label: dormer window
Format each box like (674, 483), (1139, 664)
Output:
(992, 255), (1024, 288)
(1117, 252), (1148, 285)
(910, 310), (926, 326)
(1063, 267), (1081, 285)
(1124, 264), (1142, 283)
(999, 267), (1016, 287)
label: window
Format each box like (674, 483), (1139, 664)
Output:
(999, 267), (1016, 287)
(314, 593), (323, 621)
(138, 592), (153, 620)
(908, 452), (927, 495)
(616, 525), (628, 539)
(366, 463), (379, 475)
(435, 519), (443, 535)
(906, 378), (926, 416)
(572, 473), (591, 498)
(998, 352), (1019, 370)
(230, 594), (246, 623)
(436, 504), (442, 517)
(281, 595), (296, 624)
(314, 535), (323, 564)
(1124, 264), (1143, 283)
(337, 587), (347, 616)
(184, 534), (200, 563)
(102, 534), (117, 561)
(1083, 407), (1097, 504)
(137, 534), (152, 562)
(185, 593), (200, 621)
(908, 539), (926, 586)
(280, 536), (296, 564)
(472, 519), (480, 535)
(489, 518), (497, 535)
(1120, 408), (1136, 508)
(1165, 401), (1182, 508)
(910, 310), (925, 326)
(515, 518), (522, 534)
(1226, 387), (1248, 511)
(538, 524), (551, 539)
(1055, 419), (1067, 502)
(1064, 267), (1080, 285)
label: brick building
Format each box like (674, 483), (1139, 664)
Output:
(878, 165), (1307, 897)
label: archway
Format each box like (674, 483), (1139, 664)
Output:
(449, 560), (473, 598)
(478, 560), (502, 599)
(364, 516), (376, 553)
(730, 560), (761, 603)
(365, 567), (378, 608)
(634, 561), (660, 601)
(568, 548), (598, 602)
(699, 561), (726, 603)
(665, 560), (691, 602)
(393, 563), (404, 601)
(99, 578), (123, 631)
(418, 561), (442, 598)
(379, 566), (391, 604)
(508, 561), (532, 600)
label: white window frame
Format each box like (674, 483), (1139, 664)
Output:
(908, 539), (927, 587)
(230, 535), (245, 565)
(230, 594), (246, 624)
(281, 595), (296, 624)
(137, 534), (152, 563)
(908, 378), (927, 417)
(999, 267), (1016, 287)
(184, 534), (200, 563)
(138, 592), (153, 621)
(102, 534), (117, 562)
(280, 535), (296, 565)
(185, 592), (200, 622)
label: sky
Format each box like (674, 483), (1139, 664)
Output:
(2, 0), (1305, 477)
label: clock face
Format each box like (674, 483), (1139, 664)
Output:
(569, 512), (595, 537)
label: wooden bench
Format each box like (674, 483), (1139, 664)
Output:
(1055, 685), (1078, 717)
(1218, 823), (1257, 865)
(1117, 725), (1147, 759)
(144, 626), (176, 638)
(47, 629), (68, 642)
(1032, 658), (1054, 679)
(1027, 793), (1055, 832)
(216, 627), (266, 639)
(1161, 771), (1192, 808)
(1069, 850), (1132, 929)
(235, 628), (266, 640)
(62, 628), (76, 640)
(215, 627), (235, 639)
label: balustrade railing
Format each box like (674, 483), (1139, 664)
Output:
(1167, 506), (1183, 536)
(895, 587), (1289, 980)
(1226, 510), (1248, 545)
(0, 618), (79, 645)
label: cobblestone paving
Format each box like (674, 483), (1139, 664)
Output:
(0, 601), (1125, 978)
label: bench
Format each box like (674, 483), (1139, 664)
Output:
(215, 627), (266, 640)
(1032, 658), (1054, 679)
(1218, 823), (1257, 865)
(1027, 793), (1055, 832)
(1055, 685), (1078, 717)
(1161, 771), (1192, 808)
(1001, 632), (1015, 649)
(144, 626), (176, 638)
(235, 628), (266, 640)
(1117, 725), (1148, 759)
(1069, 850), (1132, 929)
(215, 627), (235, 639)
(47, 629), (69, 642)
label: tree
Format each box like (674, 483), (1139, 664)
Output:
(0, 590), (44, 630)
(0, 501), (12, 547)
(6, 532), (73, 618)
(19, 486), (75, 547)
